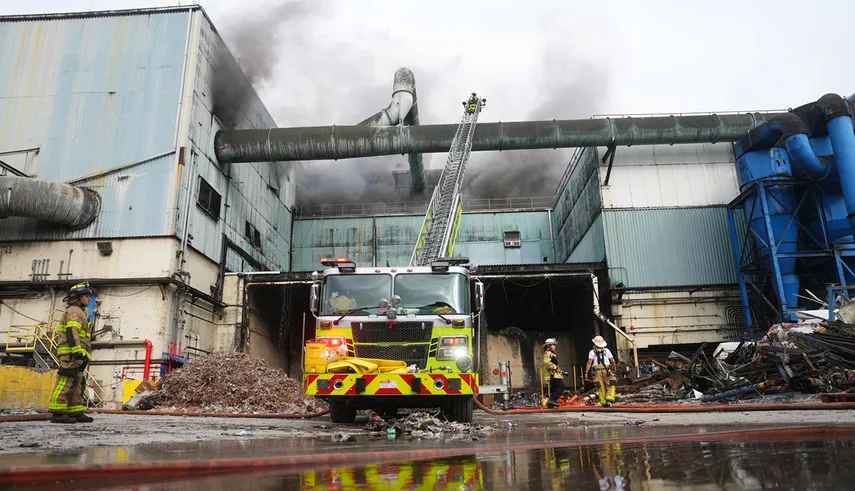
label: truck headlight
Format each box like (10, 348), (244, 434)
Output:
(437, 336), (468, 360)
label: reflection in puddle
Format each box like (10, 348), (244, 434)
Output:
(105, 428), (855, 490)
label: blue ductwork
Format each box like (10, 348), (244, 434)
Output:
(730, 93), (855, 329)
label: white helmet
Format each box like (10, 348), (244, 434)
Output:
(592, 336), (607, 348)
(544, 338), (558, 346)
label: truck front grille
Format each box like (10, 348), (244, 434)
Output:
(350, 321), (433, 344)
(354, 344), (429, 368)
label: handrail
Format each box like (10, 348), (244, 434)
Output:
(4, 310), (104, 407)
(294, 196), (554, 218)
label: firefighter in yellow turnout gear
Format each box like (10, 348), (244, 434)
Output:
(585, 336), (617, 407)
(49, 282), (95, 424)
(543, 338), (566, 408)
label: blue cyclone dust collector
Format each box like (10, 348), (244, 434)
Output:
(729, 93), (855, 335)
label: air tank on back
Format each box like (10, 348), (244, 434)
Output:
(732, 93), (855, 322)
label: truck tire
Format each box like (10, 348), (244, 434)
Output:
(329, 401), (357, 424)
(444, 396), (473, 423)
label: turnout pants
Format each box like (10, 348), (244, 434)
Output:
(594, 366), (616, 406)
(547, 376), (565, 406)
(50, 355), (86, 415)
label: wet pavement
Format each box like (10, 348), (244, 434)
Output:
(3, 423), (855, 490)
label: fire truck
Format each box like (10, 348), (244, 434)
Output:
(303, 94), (487, 423)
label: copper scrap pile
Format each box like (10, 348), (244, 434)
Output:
(156, 353), (322, 414)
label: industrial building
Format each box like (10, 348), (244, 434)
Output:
(3, 6), (848, 408)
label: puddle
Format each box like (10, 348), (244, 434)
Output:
(4, 425), (855, 490)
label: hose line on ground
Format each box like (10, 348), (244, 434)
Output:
(0, 408), (330, 423)
(473, 397), (855, 414)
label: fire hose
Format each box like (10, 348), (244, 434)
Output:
(2, 426), (850, 486)
(0, 407), (329, 423)
(473, 397), (855, 414)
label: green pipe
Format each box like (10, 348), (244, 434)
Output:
(215, 113), (779, 164)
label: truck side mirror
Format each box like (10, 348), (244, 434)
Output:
(475, 281), (485, 312)
(310, 284), (320, 316)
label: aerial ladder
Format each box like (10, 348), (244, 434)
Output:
(411, 94), (485, 266)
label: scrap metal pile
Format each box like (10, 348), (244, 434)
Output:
(671, 321), (855, 403)
(131, 353), (322, 414)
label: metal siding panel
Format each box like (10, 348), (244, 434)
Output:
(567, 213), (605, 263)
(0, 155), (174, 239)
(552, 148), (602, 262)
(603, 207), (737, 288)
(291, 218), (373, 271)
(0, 11), (190, 239)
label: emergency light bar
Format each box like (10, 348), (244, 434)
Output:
(320, 257), (356, 272)
(431, 257), (469, 271)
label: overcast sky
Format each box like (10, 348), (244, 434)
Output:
(5, 1), (854, 201)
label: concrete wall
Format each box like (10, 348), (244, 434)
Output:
(613, 288), (743, 350)
(482, 331), (581, 390)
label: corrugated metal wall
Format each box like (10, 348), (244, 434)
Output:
(291, 211), (553, 271)
(567, 214), (605, 263)
(176, 12), (294, 272)
(599, 143), (737, 208)
(602, 207), (737, 288)
(0, 10), (192, 239)
(552, 148), (603, 263)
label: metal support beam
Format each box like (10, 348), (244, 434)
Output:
(214, 113), (779, 164)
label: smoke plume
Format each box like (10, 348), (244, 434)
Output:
(462, 57), (609, 199)
(211, 1), (327, 128)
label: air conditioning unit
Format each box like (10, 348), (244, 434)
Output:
(503, 231), (522, 248)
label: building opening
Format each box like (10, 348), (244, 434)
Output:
(474, 264), (609, 389)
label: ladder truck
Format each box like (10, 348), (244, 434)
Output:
(303, 94), (487, 423)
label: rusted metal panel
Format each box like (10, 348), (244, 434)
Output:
(600, 143), (738, 208)
(603, 207), (737, 287)
(553, 148), (602, 262)
(0, 9), (193, 239)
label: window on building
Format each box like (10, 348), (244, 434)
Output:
(503, 231), (521, 248)
(245, 221), (262, 250)
(197, 178), (221, 220)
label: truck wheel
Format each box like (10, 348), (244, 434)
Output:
(329, 401), (357, 424)
(444, 396), (473, 423)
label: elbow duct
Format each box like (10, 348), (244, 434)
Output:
(357, 67), (425, 193)
(0, 176), (100, 229)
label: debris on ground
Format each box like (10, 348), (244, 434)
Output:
(669, 320), (855, 403)
(364, 411), (496, 441)
(147, 353), (322, 414)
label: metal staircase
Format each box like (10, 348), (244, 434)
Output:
(3, 311), (104, 407)
(411, 95), (484, 266)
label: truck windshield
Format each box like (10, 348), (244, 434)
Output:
(394, 273), (469, 314)
(322, 274), (392, 316)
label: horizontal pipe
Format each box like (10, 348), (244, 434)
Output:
(0, 176), (100, 229)
(215, 113), (779, 163)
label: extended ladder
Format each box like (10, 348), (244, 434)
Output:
(411, 95), (484, 266)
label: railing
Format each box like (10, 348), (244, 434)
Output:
(5, 310), (104, 408)
(295, 196), (554, 218)
(591, 109), (787, 119)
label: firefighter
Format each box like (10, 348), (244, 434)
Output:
(49, 282), (95, 424)
(584, 335), (617, 407)
(543, 338), (565, 408)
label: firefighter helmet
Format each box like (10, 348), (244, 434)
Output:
(64, 282), (94, 301)
(592, 335), (607, 348)
(544, 337), (558, 346)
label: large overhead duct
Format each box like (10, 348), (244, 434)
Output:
(215, 112), (780, 164)
(357, 68), (425, 193)
(0, 175), (100, 229)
